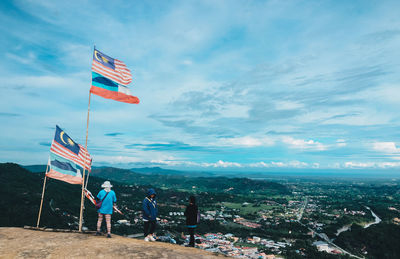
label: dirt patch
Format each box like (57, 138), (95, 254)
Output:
(0, 227), (225, 259)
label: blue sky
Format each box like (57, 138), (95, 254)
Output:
(1, 0), (400, 172)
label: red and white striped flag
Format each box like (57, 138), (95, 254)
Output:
(92, 49), (132, 86)
(50, 126), (92, 171)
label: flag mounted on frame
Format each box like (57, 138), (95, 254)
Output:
(47, 126), (92, 185)
(90, 48), (139, 104)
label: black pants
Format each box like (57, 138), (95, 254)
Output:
(144, 220), (156, 236)
(188, 227), (196, 247)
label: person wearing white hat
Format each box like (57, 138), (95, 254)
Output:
(96, 181), (117, 238)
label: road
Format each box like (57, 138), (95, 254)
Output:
(295, 197), (364, 259)
(297, 196), (308, 221)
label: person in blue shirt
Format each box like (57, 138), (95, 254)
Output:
(142, 188), (158, 241)
(96, 181), (117, 238)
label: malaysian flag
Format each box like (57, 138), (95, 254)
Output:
(92, 48), (132, 86)
(50, 126), (91, 170)
(90, 48), (139, 104)
(47, 126), (92, 184)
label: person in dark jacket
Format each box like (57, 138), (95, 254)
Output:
(184, 195), (198, 247)
(142, 188), (158, 241)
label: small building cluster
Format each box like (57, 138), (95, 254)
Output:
(182, 233), (288, 259)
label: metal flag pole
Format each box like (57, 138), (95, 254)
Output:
(36, 158), (50, 228)
(78, 91), (92, 232)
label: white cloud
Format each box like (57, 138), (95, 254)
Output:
(6, 52), (36, 65)
(282, 136), (327, 151)
(271, 161), (286, 167)
(202, 160), (242, 168)
(344, 161), (375, 168)
(219, 104), (250, 118)
(345, 161), (400, 169)
(181, 59), (193, 66)
(312, 163), (320, 168)
(94, 155), (142, 164)
(150, 160), (186, 166)
(249, 160), (309, 168)
(249, 161), (270, 167)
(218, 136), (275, 147)
(274, 100), (304, 110)
(373, 142), (400, 153)
(336, 139), (347, 147)
(372, 84), (400, 106)
(323, 112), (392, 126)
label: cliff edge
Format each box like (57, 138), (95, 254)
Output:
(0, 228), (224, 258)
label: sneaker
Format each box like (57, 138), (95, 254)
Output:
(95, 232), (101, 236)
(107, 234), (112, 238)
(149, 235), (156, 242)
(144, 237), (150, 242)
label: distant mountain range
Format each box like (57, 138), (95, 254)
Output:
(22, 164), (206, 176)
(89, 166), (289, 195)
(22, 164), (400, 180)
(20, 164), (289, 195)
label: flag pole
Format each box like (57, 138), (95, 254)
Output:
(84, 45), (95, 190)
(36, 159), (50, 228)
(84, 90), (92, 190)
(78, 91), (92, 232)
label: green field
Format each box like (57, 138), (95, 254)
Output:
(222, 202), (277, 214)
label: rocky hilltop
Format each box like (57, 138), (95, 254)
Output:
(0, 228), (224, 258)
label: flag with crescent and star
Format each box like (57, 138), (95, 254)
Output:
(47, 125), (92, 185)
(90, 48), (139, 104)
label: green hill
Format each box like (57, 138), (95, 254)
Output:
(91, 166), (289, 195)
(0, 163), (107, 228)
(0, 162), (288, 237)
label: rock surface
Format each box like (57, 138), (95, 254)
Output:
(0, 228), (224, 258)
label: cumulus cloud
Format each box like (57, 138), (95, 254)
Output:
(146, 159), (243, 168)
(372, 142), (400, 153)
(249, 160), (310, 168)
(345, 161), (400, 169)
(282, 137), (327, 151)
(202, 160), (242, 168)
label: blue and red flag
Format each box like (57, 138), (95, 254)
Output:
(47, 126), (92, 185)
(90, 48), (139, 104)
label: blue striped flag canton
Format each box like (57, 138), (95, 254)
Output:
(93, 49), (115, 70)
(54, 125), (80, 155)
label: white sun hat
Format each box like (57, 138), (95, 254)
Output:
(101, 181), (113, 188)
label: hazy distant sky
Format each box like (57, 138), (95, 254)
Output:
(1, 0), (400, 171)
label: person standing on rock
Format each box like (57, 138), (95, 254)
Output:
(96, 181), (117, 238)
(142, 188), (158, 242)
(184, 195), (199, 247)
